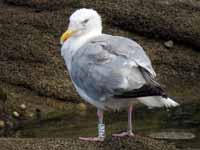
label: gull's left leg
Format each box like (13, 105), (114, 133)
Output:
(79, 108), (105, 142)
(112, 104), (135, 137)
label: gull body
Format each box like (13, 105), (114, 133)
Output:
(60, 8), (179, 141)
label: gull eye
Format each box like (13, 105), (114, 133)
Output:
(81, 19), (89, 24)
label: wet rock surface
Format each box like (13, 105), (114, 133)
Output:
(0, 136), (177, 150)
(166, 103), (200, 128)
(149, 132), (196, 140)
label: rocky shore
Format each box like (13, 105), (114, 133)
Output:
(0, 136), (177, 150)
(0, 0), (199, 149)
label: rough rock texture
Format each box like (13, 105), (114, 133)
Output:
(78, 0), (200, 49)
(0, 136), (177, 150)
(4, 0), (69, 11)
(4, 0), (200, 48)
(0, 3), (78, 101)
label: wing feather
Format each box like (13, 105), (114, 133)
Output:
(71, 35), (157, 102)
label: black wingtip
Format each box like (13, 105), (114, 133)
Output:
(114, 84), (168, 99)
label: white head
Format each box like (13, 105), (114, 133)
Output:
(60, 8), (102, 44)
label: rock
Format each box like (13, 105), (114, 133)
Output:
(164, 40), (174, 48)
(76, 0), (200, 49)
(28, 113), (34, 118)
(13, 111), (20, 118)
(4, 0), (69, 11)
(4, 0), (200, 49)
(0, 120), (5, 128)
(0, 3), (78, 102)
(76, 103), (87, 111)
(0, 136), (178, 150)
(148, 131), (196, 140)
(19, 104), (26, 110)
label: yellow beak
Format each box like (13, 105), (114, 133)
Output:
(60, 30), (77, 44)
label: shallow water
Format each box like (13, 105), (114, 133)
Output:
(7, 103), (200, 149)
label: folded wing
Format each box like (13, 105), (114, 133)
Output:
(71, 35), (163, 102)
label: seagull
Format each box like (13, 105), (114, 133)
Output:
(60, 8), (179, 142)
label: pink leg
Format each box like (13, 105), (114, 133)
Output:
(79, 109), (105, 142)
(79, 137), (104, 142)
(112, 104), (135, 137)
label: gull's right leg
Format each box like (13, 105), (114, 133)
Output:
(112, 104), (135, 137)
(79, 108), (105, 142)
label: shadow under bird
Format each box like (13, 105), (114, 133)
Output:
(60, 8), (179, 142)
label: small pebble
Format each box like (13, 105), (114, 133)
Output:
(164, 40), (174, 48)
(0, 120), (5, 128)
(13, 111), (20, 118)
(77, 103), (87, 111)
(20, 104), (26, 110)
(28, 113), (34, 118)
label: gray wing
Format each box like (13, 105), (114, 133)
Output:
(91, 35), (156, 77)
(71, 35), (160, 102)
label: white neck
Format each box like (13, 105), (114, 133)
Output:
(71, 31), (101, 51)
(61, 30), (102, 70)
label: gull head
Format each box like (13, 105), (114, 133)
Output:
(60, 8), (102, 45)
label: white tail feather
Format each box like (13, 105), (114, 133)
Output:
(138, 96), (179, 108)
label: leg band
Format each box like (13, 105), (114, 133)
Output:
(98, 123), (105, 138)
